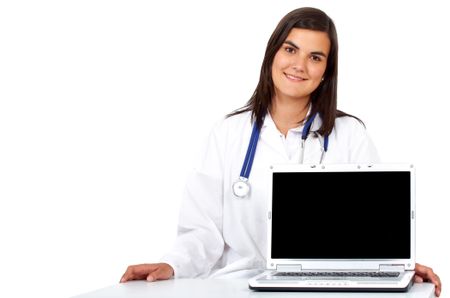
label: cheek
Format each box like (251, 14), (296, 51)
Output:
(310, 64), (327, 79)
(272, 53), (290, 72)
(271, 57), (284, 83)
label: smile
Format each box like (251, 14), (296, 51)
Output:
(284, 73), (306, 81)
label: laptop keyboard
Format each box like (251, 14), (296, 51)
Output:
(274, 272), (400, 278)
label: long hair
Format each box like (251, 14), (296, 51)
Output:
(227, 7), (361, 135)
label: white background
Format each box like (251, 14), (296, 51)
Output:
(0, 0), (448, 297)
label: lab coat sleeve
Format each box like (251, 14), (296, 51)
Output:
(160, 120), (226, 278)
(346, 117), (381, 163)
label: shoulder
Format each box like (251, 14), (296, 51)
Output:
(332, 115), (370, 142)
(195, 111), (252, 170)
(198, 111), (252, 158)
(332, 115), (380, 163)
(211, 111), (252, 137)
(334, 115), (366, 133)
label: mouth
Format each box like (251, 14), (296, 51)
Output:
(284, 73), (307, 81)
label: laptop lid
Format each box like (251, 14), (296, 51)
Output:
(267, 164), (415, 272)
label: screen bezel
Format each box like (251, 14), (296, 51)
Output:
(266, 164), (416, 271)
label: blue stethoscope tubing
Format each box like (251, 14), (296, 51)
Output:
(232, 112), (329, 198)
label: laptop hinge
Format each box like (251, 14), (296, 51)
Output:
(276, 265), (302, 272)
(379, 264), (405, 272)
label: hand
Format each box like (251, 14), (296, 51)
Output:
(120, 263), (174, 283)
(414, 263), (441, 297)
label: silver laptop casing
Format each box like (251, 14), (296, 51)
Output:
(249, 164), (415, 291)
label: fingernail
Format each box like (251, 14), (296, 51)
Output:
(147, 275), (154, 282)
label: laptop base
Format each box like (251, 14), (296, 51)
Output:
(248, 270), (415, 292)
(249, 280), (414, 292)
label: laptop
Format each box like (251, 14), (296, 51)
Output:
(248, 163), (416, 292)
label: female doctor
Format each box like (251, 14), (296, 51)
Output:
(120, 7), (441, 296)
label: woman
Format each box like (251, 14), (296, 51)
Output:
(120, 7), (441, 296)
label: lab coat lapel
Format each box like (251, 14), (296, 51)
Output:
(257, 112), (326, 163)
(259, 114), (289, 160)
(302, 114), (325, 164)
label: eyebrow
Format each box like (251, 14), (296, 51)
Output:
(283, 40), (328, 58)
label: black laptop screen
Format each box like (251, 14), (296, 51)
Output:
(271, 171), (411, 259)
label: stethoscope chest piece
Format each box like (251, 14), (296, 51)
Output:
(233, 178), (250, 198)
(232, 112), (329, 199)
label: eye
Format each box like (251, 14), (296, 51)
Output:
(284, 46), (296, 54)
(310, 55), (323, 62)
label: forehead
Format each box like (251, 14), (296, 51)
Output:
(284, 28), (331, 54)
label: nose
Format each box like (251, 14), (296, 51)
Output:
(291, 55), (307, 73)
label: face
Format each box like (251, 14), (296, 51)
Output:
(271, 28), (330, 103)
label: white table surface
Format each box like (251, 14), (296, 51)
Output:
(72, 279), (436, 298)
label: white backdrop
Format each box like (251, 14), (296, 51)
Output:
(0, 1), (448, 297)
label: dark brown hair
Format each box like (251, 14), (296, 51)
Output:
(227, 7), (361, 135)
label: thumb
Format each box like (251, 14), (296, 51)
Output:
(146, 266), (172, 282)
(146, 274), (156, 282)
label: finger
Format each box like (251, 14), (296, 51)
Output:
(429, 274), (441, 297)
(120, 266), (137, 283)
(415, 264), (441, 297)
(120, 264), (158, 283)
(120, 266), (133, 283)
(146, 268), (165, 282)
(414, 275), (424, 283)
(414, 263), (433, 277)
(415, 263), (439, 284)
(146, 265), (174, 282)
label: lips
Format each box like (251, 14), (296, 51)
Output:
(284, 73), (306, 81)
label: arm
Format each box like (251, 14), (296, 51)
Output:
(121, 122), (226, 281)
(160, 169), (225, 278)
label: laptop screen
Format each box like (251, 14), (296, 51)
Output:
(271, 171), (411, 259)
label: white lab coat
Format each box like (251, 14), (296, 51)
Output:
(160, 111), (380, 279)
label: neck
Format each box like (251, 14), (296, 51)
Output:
(270, 95), (310, 136)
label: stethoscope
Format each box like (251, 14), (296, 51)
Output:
(232, 112), (329, 198)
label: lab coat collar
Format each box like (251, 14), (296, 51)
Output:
(261, 112), (278, 133)
(309, 112), (323, 133)
(258, 106), (324, 160)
